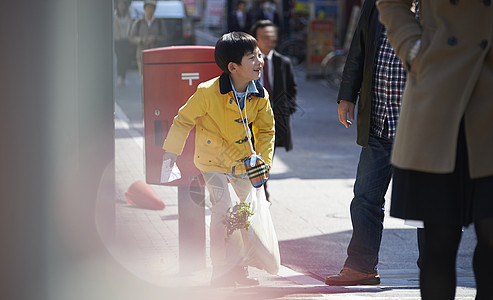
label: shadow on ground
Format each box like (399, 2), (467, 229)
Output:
(279, 227), (476, 288)
(154, 283), (393, 300)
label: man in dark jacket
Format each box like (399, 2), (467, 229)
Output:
(324, 0), (420, 286)
(250, 19), (297, 201)
(228, 0), (249, 33)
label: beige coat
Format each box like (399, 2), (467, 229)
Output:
(376, 0), (493, 179)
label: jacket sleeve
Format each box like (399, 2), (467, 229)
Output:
(252, 95), (275, 167)
(376, 0), (422, 69)
(162, 88), (207, 155)
(154, 19), (168, 46)
(336, 0), (371, 104)
(128, 19), (143, 45)
(113, 13), (119, 41)
(285, 58), (298, 114)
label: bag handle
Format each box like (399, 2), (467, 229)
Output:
(234, 94), (256, 156)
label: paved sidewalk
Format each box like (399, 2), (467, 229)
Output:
(110, 67), (477, 299)
(111, 105), (325, 299)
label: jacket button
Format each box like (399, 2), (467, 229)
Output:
(448, 36), (457, 46)
(480, 40), (488, 49)
(484, 0), (491, 6)
(229, 98), (233, 104)
(207, 140), (211, 144)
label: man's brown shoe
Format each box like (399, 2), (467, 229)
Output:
(325, 267), (380, 286)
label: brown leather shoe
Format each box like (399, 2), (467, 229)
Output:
(325, 267), (380, 286)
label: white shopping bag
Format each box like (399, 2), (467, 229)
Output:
(228, 186), (280, 275)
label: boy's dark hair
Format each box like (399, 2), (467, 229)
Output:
(250, 19), (277, 39)
(214, 32), (258, 74)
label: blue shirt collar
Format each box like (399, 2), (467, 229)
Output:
(229, 77), (258, 96)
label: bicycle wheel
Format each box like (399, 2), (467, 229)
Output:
(322, 50), (347, 89)
(278, 39), (306, 67)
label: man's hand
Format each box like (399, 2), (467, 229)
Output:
(162, 152), (178, 167)
(338, 100), (355, 128)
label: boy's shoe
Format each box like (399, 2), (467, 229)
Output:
(324, 267), (380, 286)
(211, 274), (236, 288)
(234, 266), (259, 286)
(211, 266), (259, 287)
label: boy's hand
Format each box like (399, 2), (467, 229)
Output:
(163, 152), (178, 167)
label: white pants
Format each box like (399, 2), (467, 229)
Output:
(201, 171), (252, 278)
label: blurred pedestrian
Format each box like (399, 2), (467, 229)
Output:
(228, 0), (249, 33)
(259, 0), (280, 28)
(129, 0), (167, 74)
(324, 0), (421, 286)
(245, 0), (263, 30)
(377, 0), (493, 299)
(250, 19), (297, 201)
(113, 0), (132, 87)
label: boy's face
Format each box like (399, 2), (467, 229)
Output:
(231, 47), (264, 82)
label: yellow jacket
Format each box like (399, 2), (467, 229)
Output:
(163, 73), (275, 174)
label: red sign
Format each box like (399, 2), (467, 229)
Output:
(308, 20), (335, 65)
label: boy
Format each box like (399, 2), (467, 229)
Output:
(162, 32), (275, 287)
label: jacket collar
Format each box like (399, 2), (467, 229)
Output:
(219, 72), (265, 98)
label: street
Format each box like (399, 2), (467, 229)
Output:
(2, 3), (484, 299)
(113, 53), (477, 298)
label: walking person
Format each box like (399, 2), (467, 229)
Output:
(246, 0), (264, 31)
(129, 0), (167, 74)
(377, 0), (493, 298)
(324, 0), (421, 286)
(113, 0), (132, 87)
(228, 0), (249, 33)
(250, 19), (297, 201)
(162, 32), (276, 287)
(258, 0), (280, 28)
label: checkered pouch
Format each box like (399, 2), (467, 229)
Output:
(244, 154), (269, 188)
(233, 91), (269, 188)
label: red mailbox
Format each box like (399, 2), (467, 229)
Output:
(142, 46), (222, 186)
